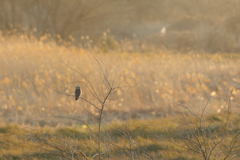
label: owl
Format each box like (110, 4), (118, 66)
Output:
(75, 85), (82, 100)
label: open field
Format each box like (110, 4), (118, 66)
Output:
(0, 35), (240, 159)
(0, 35), (240, 126)
(1, 1), (240, 159)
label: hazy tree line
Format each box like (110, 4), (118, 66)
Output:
(0, 0), (240, 52)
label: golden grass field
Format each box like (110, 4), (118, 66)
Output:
(0, 34), (240, 126)
(0, 34), (240, 159)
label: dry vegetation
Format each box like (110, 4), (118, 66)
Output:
(0, 33), (240, 159)
(0, 0), (240, 159)
(0, 111), (240, 159)
(0, 34), (240, 126)
(1, 0), (240, 52)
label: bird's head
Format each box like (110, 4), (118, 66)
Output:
(76, 85), (80, 89)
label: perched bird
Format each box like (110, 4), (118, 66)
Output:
(75, 85), (82, 100)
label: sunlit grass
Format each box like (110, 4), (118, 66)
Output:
(0, 34), (240, 126)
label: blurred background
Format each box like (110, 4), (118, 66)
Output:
(0, 0), (240, 52)
(0, 0), (240, 127)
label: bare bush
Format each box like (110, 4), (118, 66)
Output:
(23, 50), (154, 160)
(158, 89), (240, 159)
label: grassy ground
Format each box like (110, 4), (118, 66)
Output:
(0, 35), (240, 159)
(0, 112), (240, 159)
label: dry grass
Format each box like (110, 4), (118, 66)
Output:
(0, 112), (240, 159)
(0, 34), (240, 159)
(0, 34), (240, 126)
